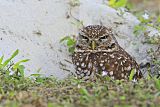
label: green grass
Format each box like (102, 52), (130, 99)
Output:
(0, 75), (160, 107)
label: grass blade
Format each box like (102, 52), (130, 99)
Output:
(60, 36), (70, 43)
(12, 59), (30, 70)
(129, 69), (135, 81)
(0, 55), (4, 64)
(2, 49), (19, 68)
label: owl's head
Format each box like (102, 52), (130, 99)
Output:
(76, 25), (119, 52)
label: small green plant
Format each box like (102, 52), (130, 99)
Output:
(60, 36), (76, 53)
(145, 36), (160, 44)
(109, 0), (128, 9)
(133, 24), (147, 36)
(69, 0), (80, 7)
(30, 73), (43, 82)
(79, 87), (91, 102)
(154, 78), (160, 91)
(133, 13), (152, 36)
(0, 49), (29, 77)
(71, 20), (84, 29)
(134, 13), (160, 37)
(129, 69), (136, 81)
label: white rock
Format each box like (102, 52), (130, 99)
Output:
(0, 0), (158, 79)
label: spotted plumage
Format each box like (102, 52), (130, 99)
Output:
(72, 25), (142, 80)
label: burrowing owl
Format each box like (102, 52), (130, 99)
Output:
(72, 25), (142, 80)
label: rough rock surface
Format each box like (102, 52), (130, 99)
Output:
(0, 0), (159, 79)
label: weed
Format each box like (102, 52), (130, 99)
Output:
(0, 49), (29, 78)
(129, 69), (136, 81)
(154, 78), (160, 91)
(109, 0), (128, 9)
(60, 36), (76, 53)
(69, 0), (80, 7)
(133, 24), (147, 36)
(71, 20), (84, 29)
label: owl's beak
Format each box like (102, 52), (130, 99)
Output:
(91, 40), (96, 50)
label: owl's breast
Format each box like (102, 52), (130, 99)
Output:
(72, 50), (142, 80)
